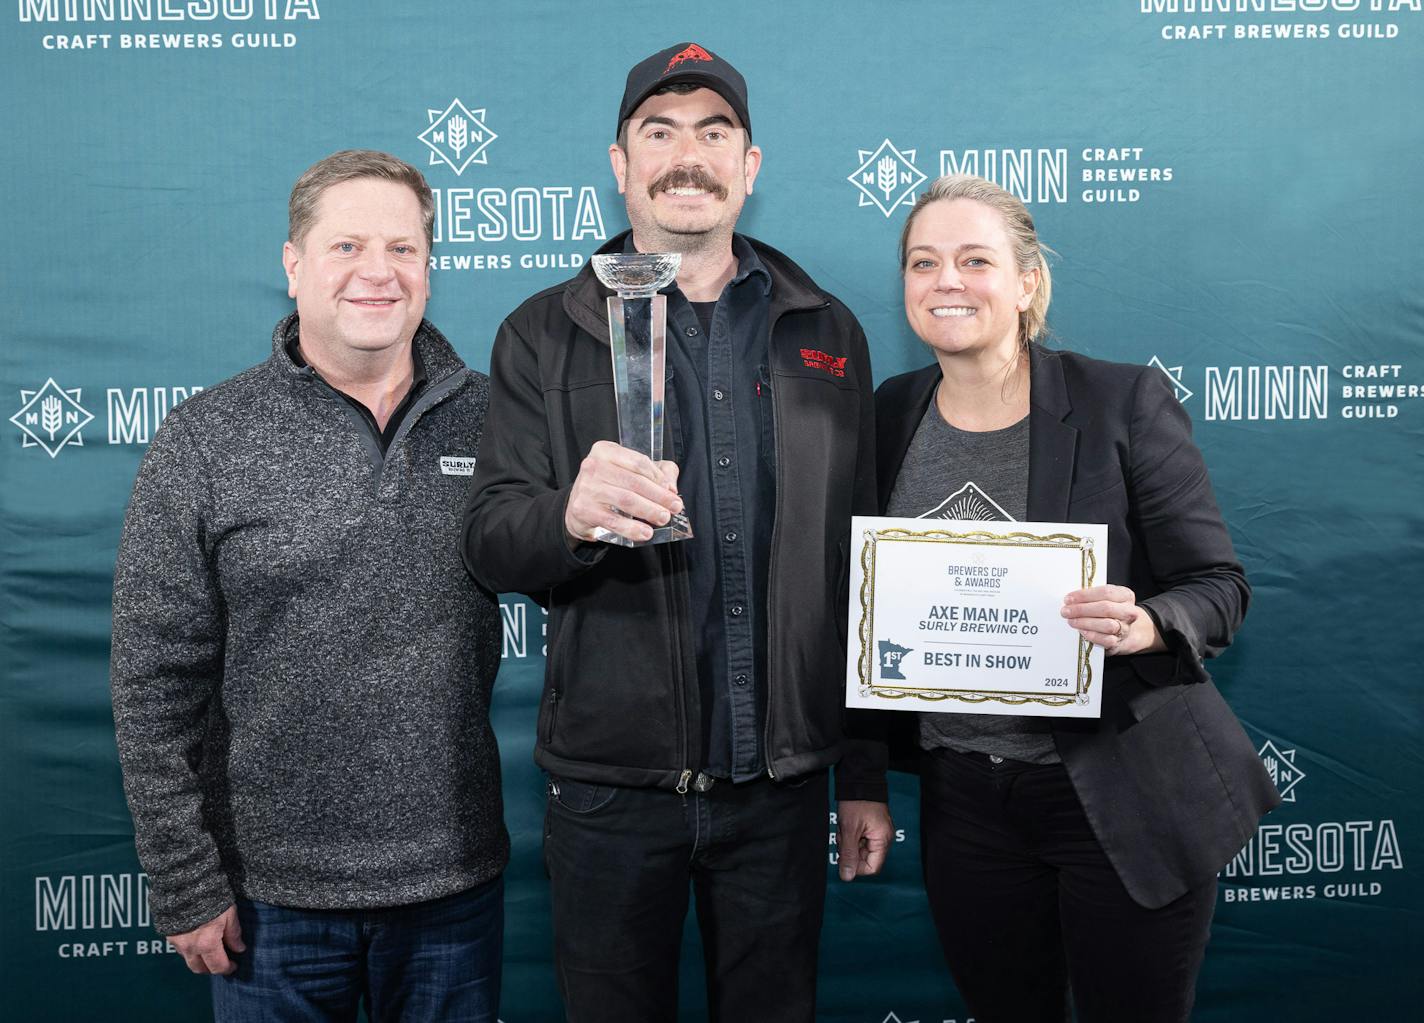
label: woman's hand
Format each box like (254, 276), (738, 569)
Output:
(1061, 585), (1165, 656)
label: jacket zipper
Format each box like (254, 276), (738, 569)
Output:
(762, 311), (786, 780)
(664, 375), (695, 792)
(761, 302), (831, 780)
(386, 372), (463, 456)
(544, 690), (560, 745)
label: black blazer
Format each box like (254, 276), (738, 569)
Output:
(864, 344), (1280, 909)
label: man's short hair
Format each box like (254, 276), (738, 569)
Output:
(288, 149), (435, 253)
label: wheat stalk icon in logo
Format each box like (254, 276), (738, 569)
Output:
(447, 115), (468, 161)
(41, 395), (62, 440)
(877, 155), (898, 203)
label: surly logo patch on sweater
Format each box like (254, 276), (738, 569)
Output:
(439, 456), (476, 476)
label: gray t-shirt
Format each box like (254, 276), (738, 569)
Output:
(884, 397), (1060, 764)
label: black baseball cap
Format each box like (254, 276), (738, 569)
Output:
(617, 42), (751, 140)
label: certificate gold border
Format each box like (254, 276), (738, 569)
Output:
(857, 527), (1097, 707)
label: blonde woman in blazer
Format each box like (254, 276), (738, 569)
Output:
(834, 175), (1279, 1023)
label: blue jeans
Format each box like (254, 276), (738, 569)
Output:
(210, 876), (503, 1023)
(543, 771), (829, 1023)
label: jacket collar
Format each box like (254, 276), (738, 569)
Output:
(269, 312), (467, 388)
(876, 343), (1078, 520)
(561, 229), (829, 344)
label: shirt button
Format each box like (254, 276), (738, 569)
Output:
(717, 455), (731, 468)
(712, 389), (725, 401)
(724, 531), (737, 543)
(685, 326), (699, 337)
(735, 674), (748, 687)
(730, 604), (744, 616)
(988, 755), (1004, 764)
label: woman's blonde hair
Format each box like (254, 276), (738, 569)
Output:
(898, 174), (1053, 348)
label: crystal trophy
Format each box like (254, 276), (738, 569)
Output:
(590, 252), (694, 546)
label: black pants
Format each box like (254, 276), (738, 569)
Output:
(920, 748), (1217, 1023)
(543, 771), (828, 1023)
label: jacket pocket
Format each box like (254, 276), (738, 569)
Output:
(547, 775), (618, 815)
(1127, 682), (1183, 724)
(757, 363), (777, 476)
(541, 689), (560, 745)
(1068, 478), (1127, 519)
(1070, 464), (1127, 502)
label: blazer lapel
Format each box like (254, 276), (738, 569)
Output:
(876, 365), (939, 510)
(1027, 345), (1077, 522)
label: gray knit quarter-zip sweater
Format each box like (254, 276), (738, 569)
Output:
(111, 314), (507, 935)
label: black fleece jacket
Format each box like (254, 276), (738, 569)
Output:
(463, 232), (876, 790)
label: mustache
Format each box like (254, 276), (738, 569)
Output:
(648, 167), (729, 201)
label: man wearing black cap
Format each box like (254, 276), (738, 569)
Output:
(464, 42), (882, 1022)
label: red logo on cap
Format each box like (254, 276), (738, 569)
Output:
(664, 44), (714, 75)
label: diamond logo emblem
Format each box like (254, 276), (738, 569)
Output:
(848, 139), (927, 217)
(419, 99), (497, 176)
(10, 378), (95, 458)
(1149, 355), (1194, 403)
(1258, 740), (1305, 803)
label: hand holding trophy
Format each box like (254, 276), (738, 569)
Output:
(584, 252), (694, 546)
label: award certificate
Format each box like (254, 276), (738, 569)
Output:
(845, 516), (1108, 718)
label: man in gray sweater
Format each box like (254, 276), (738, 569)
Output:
(110, 150), (507, 1021)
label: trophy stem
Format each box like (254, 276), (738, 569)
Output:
(607, 295), (665, 461)
(600, 292), (692, 547)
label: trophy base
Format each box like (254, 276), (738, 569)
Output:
(595, 512), (694, 547)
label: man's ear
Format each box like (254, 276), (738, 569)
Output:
(743, 144), (763, 195)
(609, 143), (629, 196)
(282, 241), (301, 299)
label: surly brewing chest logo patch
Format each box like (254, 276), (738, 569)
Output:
(800, 348), (848, 377)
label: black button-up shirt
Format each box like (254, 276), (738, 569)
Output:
(660, 235), (775, 782)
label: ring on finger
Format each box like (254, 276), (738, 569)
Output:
(1114, 619), (1126, 638)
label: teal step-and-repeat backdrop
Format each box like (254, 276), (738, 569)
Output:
(3, 2), (1420, 1019)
